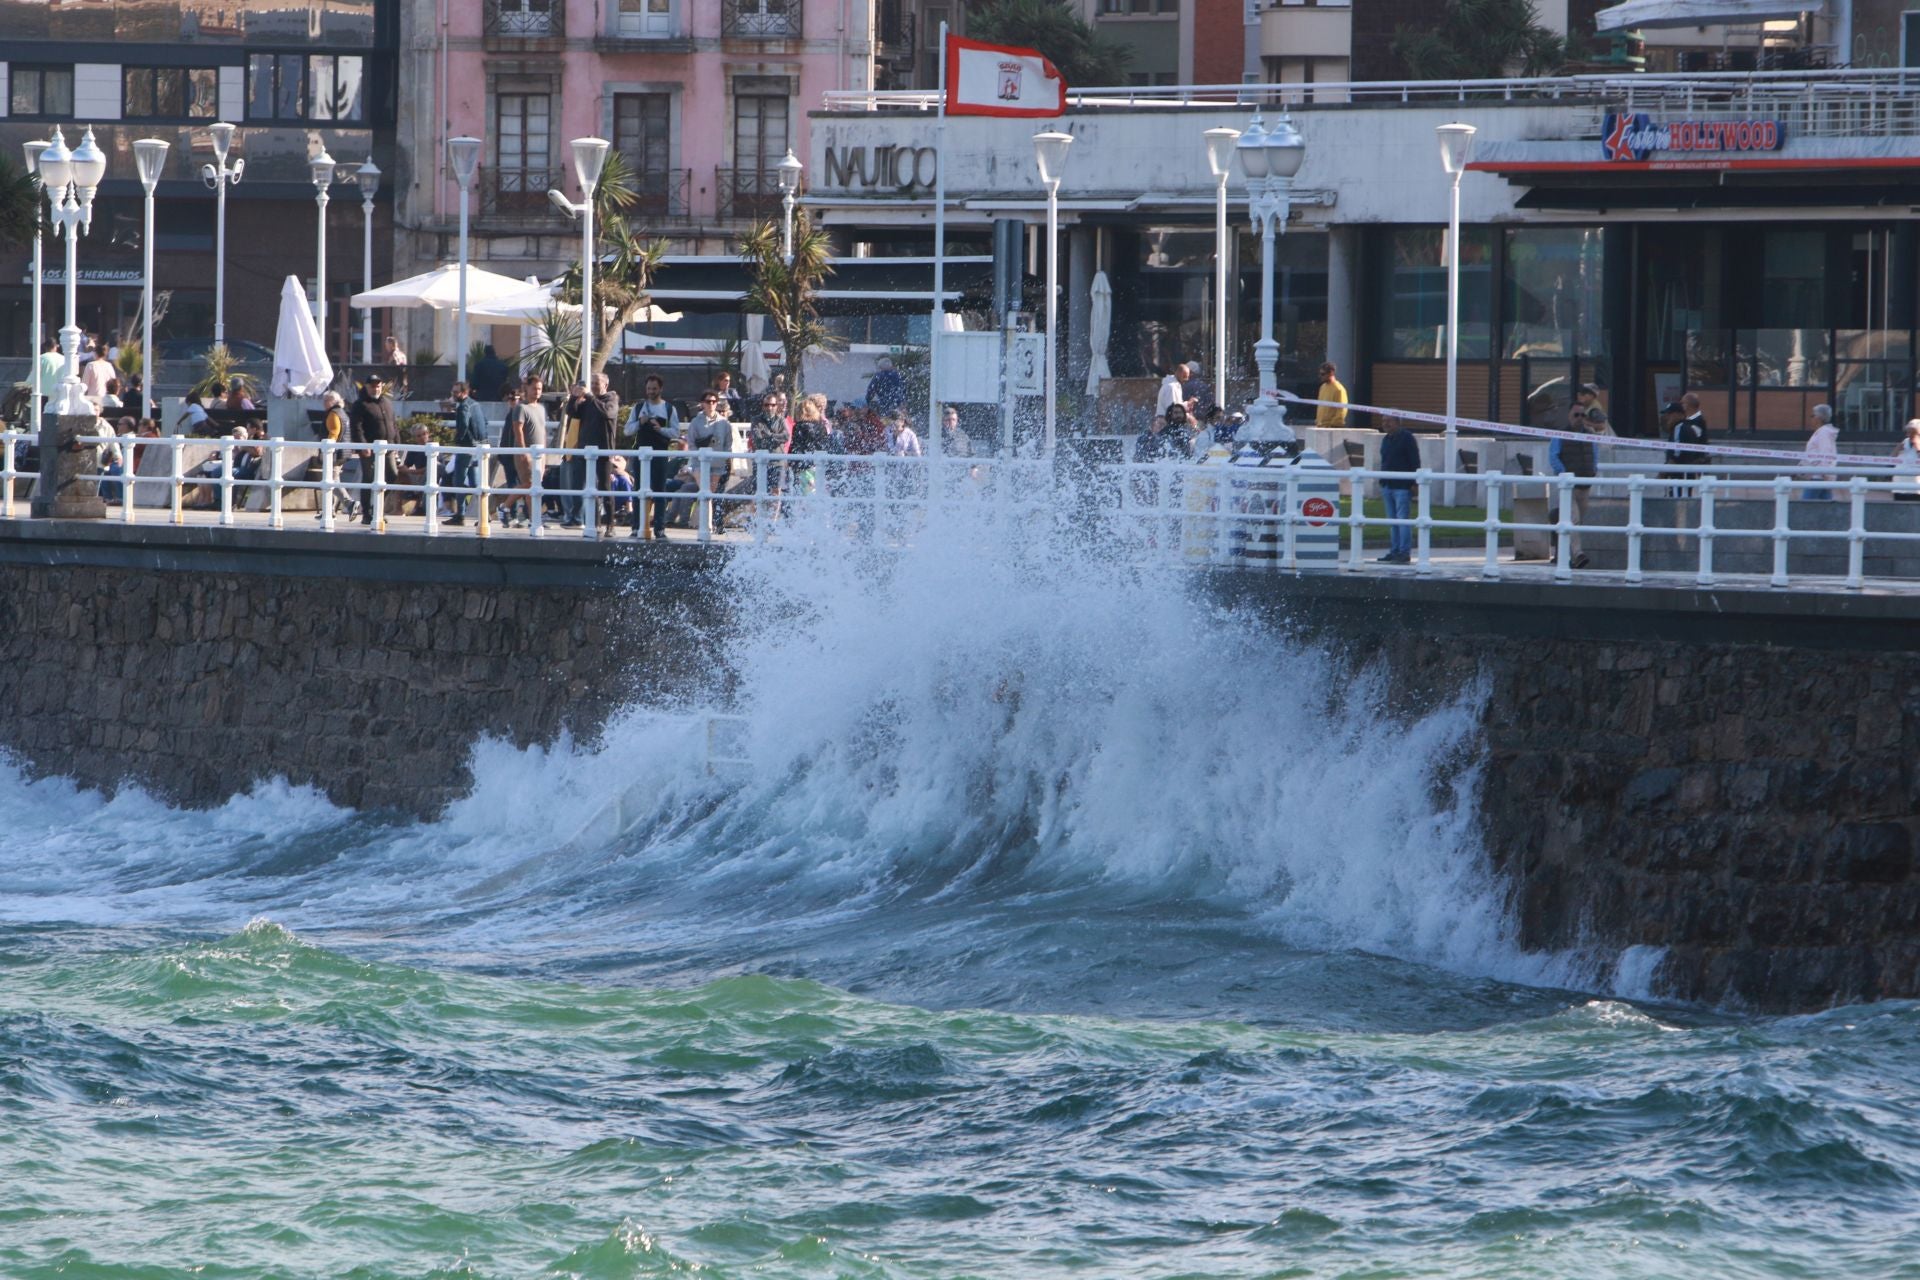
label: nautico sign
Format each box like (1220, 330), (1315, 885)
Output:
(1602, 111), (1784, 162)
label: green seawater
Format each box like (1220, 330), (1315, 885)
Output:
(3, 920), (1917, 1279)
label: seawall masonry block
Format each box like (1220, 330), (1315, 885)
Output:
(2, 519), (1917, 1011)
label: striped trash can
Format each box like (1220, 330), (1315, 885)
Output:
(1290, 450), (1343, 572)
(1227, 447), (1284, 570)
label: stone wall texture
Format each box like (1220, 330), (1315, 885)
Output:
(0, 547), (727, 816)
(1233, 573), (1920, 1011)
(2, 524), (1916, 1012)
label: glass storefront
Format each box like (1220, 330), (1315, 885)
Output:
(1364, 220), (1920, 437)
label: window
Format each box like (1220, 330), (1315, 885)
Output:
(732, 78), (788, 170)
(614, 93), (671, 177)
(247, 53), (364, 122)
(10, 65), (74, 118)
(497, 92), (552, 182)
(1503, 227), (1605, 360)
(124, 67), (219, 120)
(308, 55), (365, 122)
(1374, 227), (1493, 360)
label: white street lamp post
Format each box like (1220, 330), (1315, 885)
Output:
(310, 149), (336, 356)
(357, 159), (381, 365)
(1437, 122), (1477, 468)
(1032, 130), (1073, 456)
(22, 140), (48, 431)
(38, 127), (107, 419)
(777, 149), (804, 267)
(570, 137), (610, 378)
(1204, 126), (1240, 418)
(447, 137), (482, 383)
(202, 122), (244, 345)
(133, 139), (170, 422)
(1233, 112), (1305, 443)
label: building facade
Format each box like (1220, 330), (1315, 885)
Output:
(810, 67), (1920, 440)
(0, 0), (399, 360)
(388, 0), (880, 357)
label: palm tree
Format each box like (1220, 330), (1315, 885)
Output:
(1392, 0), (1565, 80)
(740, 209), (838, 398)
(515, 306), (581, 388)
(967, 0), (1131, 86)
(556, 149), (669, 376)
(0, 155), (38, 254)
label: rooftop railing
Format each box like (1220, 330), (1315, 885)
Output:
(822, 67), (1920, 139)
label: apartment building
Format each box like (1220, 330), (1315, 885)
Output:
(0, 0), (399, 355)
(390, 0), (881, 345)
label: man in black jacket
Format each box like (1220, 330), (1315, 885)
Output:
(1377, 418), (1421, 564)
(348, 373), (397, 526)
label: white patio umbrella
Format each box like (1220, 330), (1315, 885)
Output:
(269, 275), (333, 397)
(349, 263), (537, 312)
(1085, 270), (1113, 396)
(741, 314), (772, 393)
(468, 278), (681, 328)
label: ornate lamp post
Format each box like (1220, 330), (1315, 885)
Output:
(1233, 111), (1305, 443)
(447, 136), (482, 383)
(309, 149), (336, 354)
(133, 138), (170, 422)
(22, 139), (49, 432)
(1032, 130), (1073, 456)
(201, 122), (244, 345)
(570, 137), (610, 377)
(777, 149), (804, 266)
(1436, 122), (1478, 465)
(32, 126), (107, 518)
(1204, 126), (1240, 417)
(355, 158), (381, 365)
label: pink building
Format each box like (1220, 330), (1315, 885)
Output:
(392, 0), (913, 355)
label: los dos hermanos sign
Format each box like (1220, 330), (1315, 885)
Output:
(823, 144), (938, 193)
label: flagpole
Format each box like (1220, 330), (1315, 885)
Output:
(928, 20), (948, 462)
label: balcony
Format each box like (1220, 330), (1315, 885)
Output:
(484, 0), (564, 42)
(481, 167), (564, 222)
(715, 166), (791, 221)
(631, 168), (691, 223)
(722, 0), (801, 39)
(878, 4), (917, 67)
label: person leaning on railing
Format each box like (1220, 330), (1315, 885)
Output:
(1377, 417), (1419, 565)
(1896, 421), (1920, 503)
(1549, 404), (1605, 570)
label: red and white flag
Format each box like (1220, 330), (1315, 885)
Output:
(944, 35), (1067, 118)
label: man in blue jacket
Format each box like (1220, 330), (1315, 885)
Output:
(448, 380), (487, 526)
(1377, 417), (1421, 563)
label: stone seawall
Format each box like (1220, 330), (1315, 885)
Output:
(1222, 573), (1920, 1011)
(0, 522), (727, 815)
(3, 519), (1917, 1010)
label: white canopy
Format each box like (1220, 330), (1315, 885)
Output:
(269, 275), (333, 398)
(349, 263), (538, 312)
(1085, 271), (1113, 397)
(468, 277), (685, 327)
(1595, 0), (1820, 30)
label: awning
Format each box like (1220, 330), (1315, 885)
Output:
(1595, 0), (1821, 31)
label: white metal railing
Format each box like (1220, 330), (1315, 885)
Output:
(11, 430), (1920, 593)
(823, 68), (1920, 137)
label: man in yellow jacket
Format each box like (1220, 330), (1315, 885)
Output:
(1315, 362), (1348, 428)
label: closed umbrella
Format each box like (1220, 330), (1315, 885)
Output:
(1085, 271), (1112, 396)
(741, 314), (772, 393)
(269, 275), (333, 398)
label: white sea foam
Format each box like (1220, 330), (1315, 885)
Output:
(0, 488), (1578, 991)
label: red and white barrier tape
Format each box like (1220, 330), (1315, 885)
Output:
(1278, 394), (1899, 470)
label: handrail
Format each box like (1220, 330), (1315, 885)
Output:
(6, 429), (1920, 594)
(821, 67), (1920, 114)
